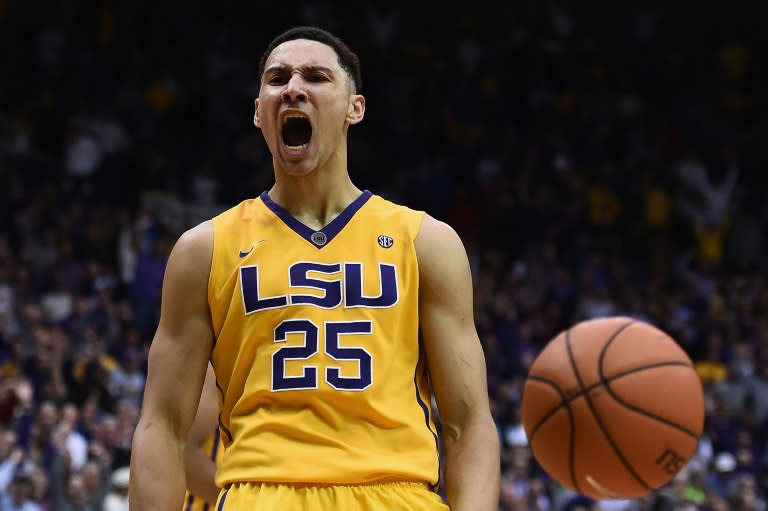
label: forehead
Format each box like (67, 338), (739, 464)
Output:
(264, 39), (341, 72)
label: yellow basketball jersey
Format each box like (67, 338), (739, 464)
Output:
(182, 427), (225, 511)
(208, 191), (440, 487)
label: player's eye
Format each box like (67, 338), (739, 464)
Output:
(267, 75), (288, 85)
(307, 73), (330, 82)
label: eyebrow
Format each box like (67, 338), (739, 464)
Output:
(264, 64), (336, 75)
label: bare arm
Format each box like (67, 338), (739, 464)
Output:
(129, 221), (215, 511)
(415, 215), (500, 511)
(184, 363), (221, 505)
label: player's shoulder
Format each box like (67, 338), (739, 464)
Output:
(416, 214), (461, 244)
(359, 193), (426, 242)
(177, 219), (214, 248)
(364, 192), (413, 212)
(167, 219), (214, 271)
(213, 196), (265, 222)
(363, 193), (465, 248)
(414, 214), (468, 272)
(364, 192), (427, 222)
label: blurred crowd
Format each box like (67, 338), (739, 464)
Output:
(0, 2), (766, 511)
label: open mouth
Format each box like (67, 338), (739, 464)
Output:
(281, 115), (312, 150)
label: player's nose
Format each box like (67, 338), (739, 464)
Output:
(281, 74), (307, 103)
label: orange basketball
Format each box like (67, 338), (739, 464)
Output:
(520, 316), (705, 499)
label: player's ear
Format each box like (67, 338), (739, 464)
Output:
(253, 98), (261, 128)
(346, 94), (365, 125)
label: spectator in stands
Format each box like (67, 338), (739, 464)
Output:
(0, 473), (42, 511)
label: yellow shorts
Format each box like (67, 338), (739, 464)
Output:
(216, 481), (450, 510)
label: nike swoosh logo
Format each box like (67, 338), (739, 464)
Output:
(238, 240), (266, 258)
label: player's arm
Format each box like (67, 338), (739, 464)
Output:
(129, 221), (215, 511)
(184, 363), (221, 505)
(415, 215), (500, 511)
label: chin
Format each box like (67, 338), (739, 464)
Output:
(280, 159), (319, 177)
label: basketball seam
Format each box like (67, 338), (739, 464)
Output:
(523, 376), (580, 494)
(566, 320), (653, 492)
(526, 361), (693, 436)
(598, 333), (700, 440)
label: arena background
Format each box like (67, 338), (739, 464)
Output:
(0, 3), (765, 510)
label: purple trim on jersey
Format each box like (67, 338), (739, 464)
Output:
(259, 190), (373, 248)
(215, 378), (233, 444)
(217, 489), (229, 511)
(414, 368), (440, 486)
(217, 413), (232, 444)
(210, 427), (221, 461)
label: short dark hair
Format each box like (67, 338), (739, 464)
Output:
(258, 26), (362, 93)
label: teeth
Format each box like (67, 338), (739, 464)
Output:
(285, 143), (309, 150)
(283, 114), (308, 124)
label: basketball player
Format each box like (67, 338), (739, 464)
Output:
(182, 363), (223, 510)
(130, 26), (500, 510)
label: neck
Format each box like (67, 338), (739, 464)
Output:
(268, 173), (362, 229)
